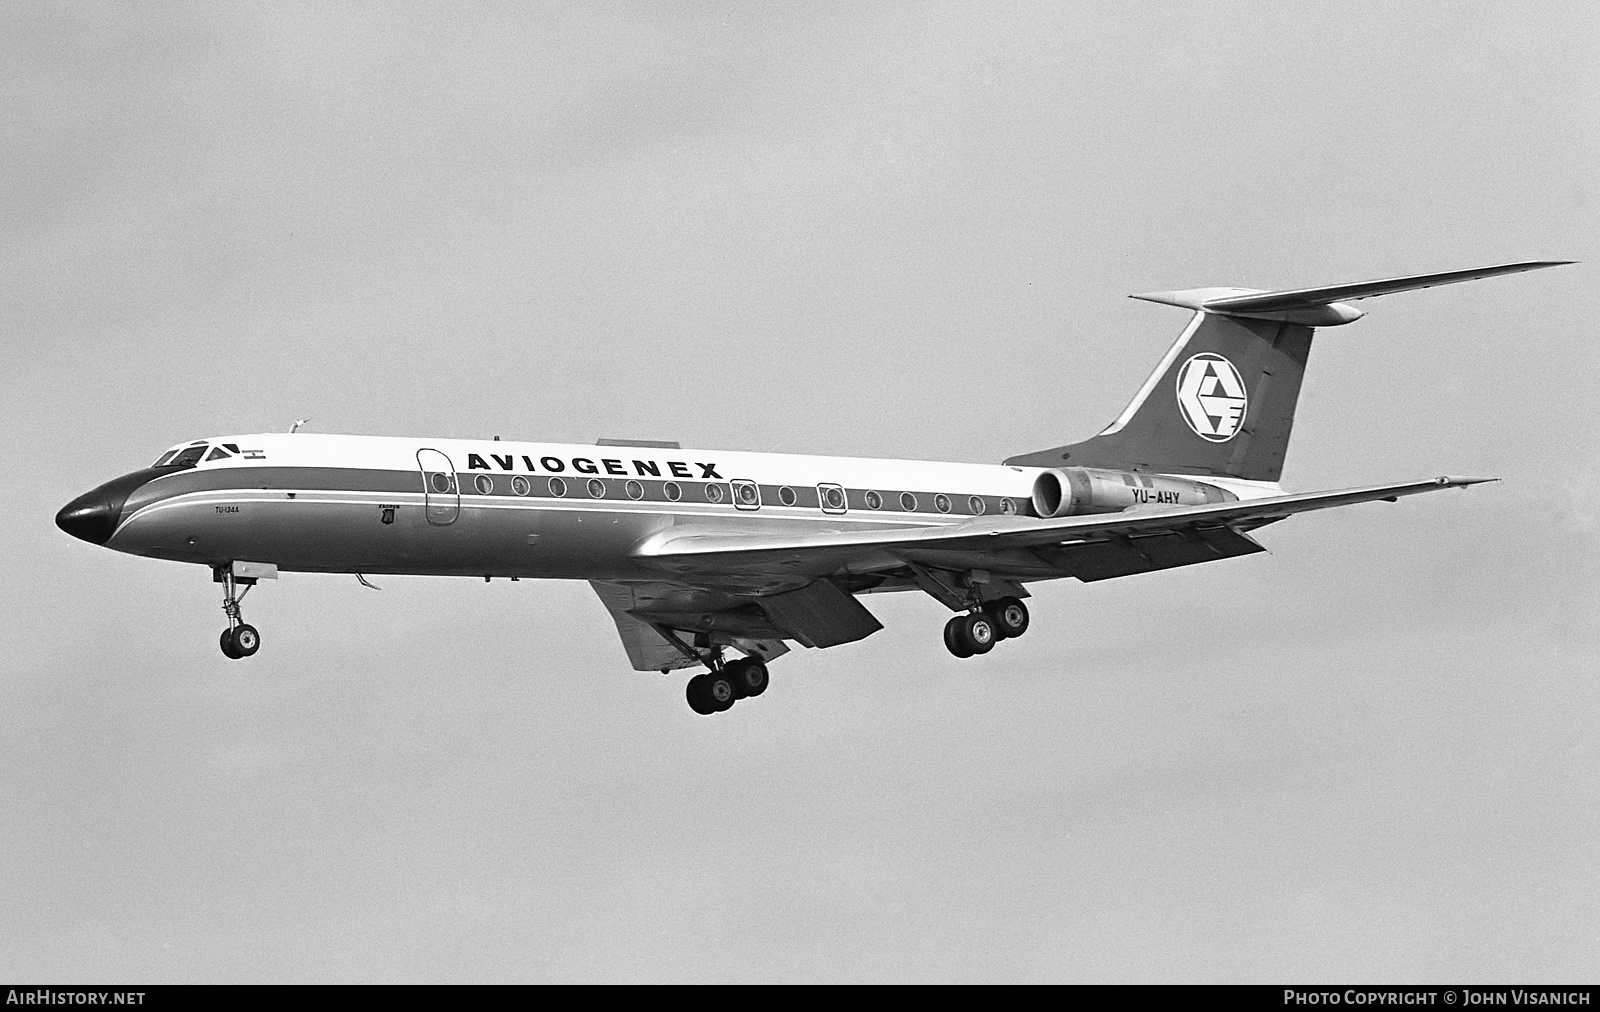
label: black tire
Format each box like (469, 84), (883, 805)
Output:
(986, 597), (1030, 639)
(230, 624), (261, 657)
(707, 671), (737, 712)
(729, 657), (769, 697)
(725, 658), (749, 699)
(943, 615), (975, 658)
(960, 612), (996, 655)
(220, 628), (242, 659)
(983, 603), (1008, 641)
(686, 674), (717, 715)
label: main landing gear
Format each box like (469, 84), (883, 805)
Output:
(943, 596), (1029, 658)
(685, 655), (769, 716)
(216, 567), (261, 660)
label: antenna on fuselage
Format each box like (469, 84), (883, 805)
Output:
(290, 418), (309, 433)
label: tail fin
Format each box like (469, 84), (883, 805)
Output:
(1004, 261), (1571, 481)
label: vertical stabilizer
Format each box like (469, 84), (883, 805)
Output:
(1005, 261), (1572, 480)
(1006, 312), (1311, 481)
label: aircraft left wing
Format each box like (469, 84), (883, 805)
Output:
(633, 476), (1494, 580)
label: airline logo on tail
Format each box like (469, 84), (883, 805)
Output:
(1176, 353), (1248, 442)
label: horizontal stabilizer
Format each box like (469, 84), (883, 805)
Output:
(1132, 260), (1572, 327)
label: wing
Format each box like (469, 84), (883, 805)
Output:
(633, 476), (1494, 586)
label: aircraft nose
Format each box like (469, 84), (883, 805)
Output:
(56, 490), (120, 545)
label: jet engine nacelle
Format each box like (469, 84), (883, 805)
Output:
(1030, 467), (1237, 518)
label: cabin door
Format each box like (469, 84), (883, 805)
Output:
(416, 448), (460, 525)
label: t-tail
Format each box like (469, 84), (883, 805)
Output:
(1005, 261), (1572, 481)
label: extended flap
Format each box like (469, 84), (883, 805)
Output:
(758, 580), (883, 649)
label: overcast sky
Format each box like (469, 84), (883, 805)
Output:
(3, 1), (1596, 983)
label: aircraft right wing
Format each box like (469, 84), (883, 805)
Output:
(634, 476), (1495, 581)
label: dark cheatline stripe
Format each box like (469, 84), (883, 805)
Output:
(457, 472), (1024, 516)
(120, 464), (1031, 518)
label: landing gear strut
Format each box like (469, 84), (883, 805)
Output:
(943, 596), (1028, 658)
(216, 567), (261, 659)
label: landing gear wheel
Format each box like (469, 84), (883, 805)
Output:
(706, 670), (737, 712)
(686, 674), (717, 715)
(958, 612), (996, 655)
(985, 597), (1030, 640)
(943, 615), (975, 658)
(220, 628), (242, 659)
(229, 624), (260, 658)
(727, 658), (769, 698)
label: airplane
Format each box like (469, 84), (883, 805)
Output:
(56, 261), (1569, 714)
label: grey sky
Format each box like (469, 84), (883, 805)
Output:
(2, 2), (1596, 982)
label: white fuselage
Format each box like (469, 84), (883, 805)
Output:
(94, 432), (1281, 583)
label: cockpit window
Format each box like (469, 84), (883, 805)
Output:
(153, 450), (180, 467)
(165, 445), (208, 468)
(205, 446), (231, 462)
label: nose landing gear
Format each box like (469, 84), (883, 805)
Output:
(216, 566), (262, 659)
